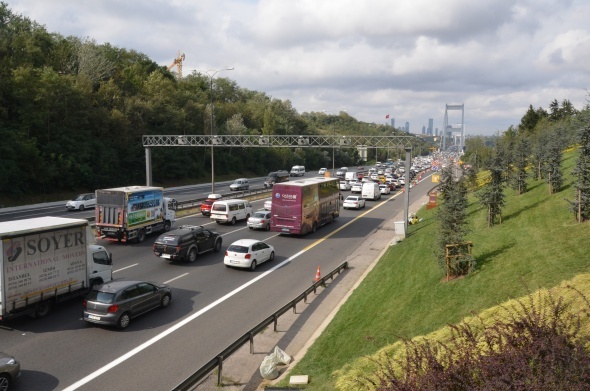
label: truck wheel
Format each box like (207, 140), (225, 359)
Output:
(117, 312), (131, 329)
(137, 229), (146, 243)
(164, 221), (171, 232)
(187, 248), (197, 263)
(31, 301), (51, 318)
(312, 222), (317, 233)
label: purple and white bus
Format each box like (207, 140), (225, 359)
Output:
(270, 177), (340, 235)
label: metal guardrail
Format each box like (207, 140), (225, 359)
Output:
(172, 261), (349, 391)
(174, 187), (273, 211)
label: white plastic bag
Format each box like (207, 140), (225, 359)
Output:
(273, 346), (291, 365)
(259, 346), (291, 380)
(259, 354), (279, 380)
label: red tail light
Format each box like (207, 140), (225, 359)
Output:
(176, 246), (181, 253)
(245, 254), (251, 259)
(83, 300), (87, 308)
(225, 251), (229, 256)
(107, 305), (119, 313)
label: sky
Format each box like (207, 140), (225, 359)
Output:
(6, 0), (590, 136)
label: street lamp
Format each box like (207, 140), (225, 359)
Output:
(205, 67), (234, 193)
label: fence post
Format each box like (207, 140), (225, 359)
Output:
(217, 356), (223, 386)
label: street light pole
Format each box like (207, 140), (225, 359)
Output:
(206, 67), (234, 193)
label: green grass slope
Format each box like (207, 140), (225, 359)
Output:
(279, 149), (590, 389)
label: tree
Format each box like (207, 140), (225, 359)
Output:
(568, 109), (590, 222)
(511, 136), (530, 195)
(543, 131), (564, 194)
(477, 143), (506, 227)
(435, 166), (475, 277)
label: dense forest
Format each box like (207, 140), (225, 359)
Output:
(0, 3), (430, 206)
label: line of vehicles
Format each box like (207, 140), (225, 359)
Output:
(1, 161), (428, 389)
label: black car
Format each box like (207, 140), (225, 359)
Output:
(152, 225), (222, 262)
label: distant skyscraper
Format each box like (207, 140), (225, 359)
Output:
(391, 118), (395, 128)
(428, 118), (433, 135)
(435, 128), (439, 136)
(405, 122), (410, 133)
(422, 126), (426, 134)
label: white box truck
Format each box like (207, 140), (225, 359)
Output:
(0, 217), (113, 320)
(344, 171), (356, 181)
(95, 186), (176, 243)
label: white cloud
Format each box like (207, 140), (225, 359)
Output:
(6, 0), (590, 135)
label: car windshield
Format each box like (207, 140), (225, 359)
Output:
(253, 212), (267, 218)
(227, 245), (249, 253)
(212, 204), (226, 212)
(346, 197), (358, 201)
(72, 194), (86, 201)
(86, 290), (116, 304)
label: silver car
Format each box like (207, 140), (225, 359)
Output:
(248, 211), (271, 231)
(0, 352), (20, 390)
(83, 280), (172, 330)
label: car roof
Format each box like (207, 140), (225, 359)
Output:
(157, 225), (205, 237)
(229, 239), (262, 247)
(94, 279), (146, 293)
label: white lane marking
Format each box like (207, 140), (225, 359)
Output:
(164, 273), (189, 284)
(62, 179), (430, 390)
(62, 249), (306, 391)
(113, 263), (138, 273)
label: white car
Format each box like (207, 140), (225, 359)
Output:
(343, 196), (365, 210)
(351, 183), (363, 193)
(66, 193), (96, 211)
(370, 173), (379, 181)
(264, 199), (272, 210)
(379, 184), (391, 195)
(339, 181), (352, 191)
(224, 239), (275, 270)
(318, 168), (327, 175)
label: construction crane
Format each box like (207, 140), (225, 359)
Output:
(168, 50), (185, 79)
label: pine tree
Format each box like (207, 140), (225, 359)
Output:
(568, 110), (590, 221)
(435, 166), (474, 277)
(477, 145), (506, 227)
(511, 137), (530, 195)
(543, 135), (564, 194)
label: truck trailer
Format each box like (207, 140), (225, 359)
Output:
(95, 186), (176, 243)
(0, 216), (112, 320)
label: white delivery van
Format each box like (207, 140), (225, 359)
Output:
(290, 165), (306, 177)
(362, 182), (381, 201)
(344, 171), (356, 181)
(210, 199), (253, 225)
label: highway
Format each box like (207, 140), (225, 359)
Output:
(0, 171), (433, 391)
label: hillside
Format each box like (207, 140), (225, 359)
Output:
(278, 148), (590, 389)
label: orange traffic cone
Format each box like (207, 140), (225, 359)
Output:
(314, 266), (321, 282)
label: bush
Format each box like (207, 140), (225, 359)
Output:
(340, 286), (590, 390)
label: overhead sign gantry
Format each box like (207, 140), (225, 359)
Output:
(142, 134), (422, 186)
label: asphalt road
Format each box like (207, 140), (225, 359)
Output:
(0, 170), (433, 391)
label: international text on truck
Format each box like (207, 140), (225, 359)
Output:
(270, 177), (340, 235)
